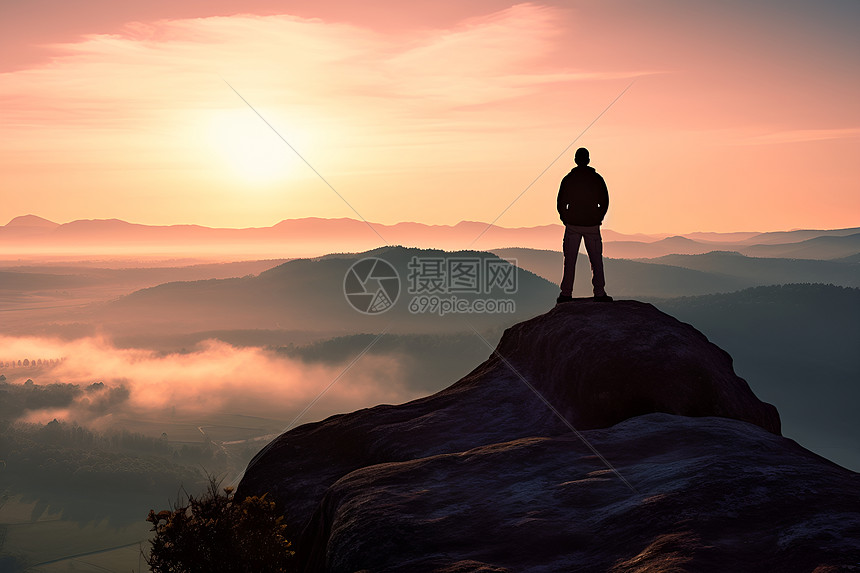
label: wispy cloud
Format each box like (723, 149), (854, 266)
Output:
(1, 7), (611, 116)
(0, 5), (643, 158)
(2, 2), (856, 233)
(737, 128), (860, 146)
(0, 4), (658, 228)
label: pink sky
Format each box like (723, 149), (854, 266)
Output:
(1, 1), (858, 235)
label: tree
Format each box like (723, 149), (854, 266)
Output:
(145, 476), (294, 573)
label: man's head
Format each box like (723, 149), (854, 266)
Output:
(574, 147), (590, 166)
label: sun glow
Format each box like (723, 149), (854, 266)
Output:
(206, 109), (298, 184)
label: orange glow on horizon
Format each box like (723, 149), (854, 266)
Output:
(1, 3), (858, 235)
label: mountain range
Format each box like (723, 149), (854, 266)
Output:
(3, 215), (859, 260)
(88, 247), (556, 338)
(492, 248), (860, 298)
(3, 243), (858, 472)
(72, 247), (858, 471)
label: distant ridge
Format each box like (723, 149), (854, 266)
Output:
(1, 215), (858, 260)
(743, 232), (860, 259)
(4, 214), (59, 228)
(744, 227), (860, 245)
(0, 216), (660, 257)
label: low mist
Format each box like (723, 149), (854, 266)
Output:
(0, 335), (415, 429)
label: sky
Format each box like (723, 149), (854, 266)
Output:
(1, 0), (858, 235)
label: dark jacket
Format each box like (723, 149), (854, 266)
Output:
(557, 166), (609, 226)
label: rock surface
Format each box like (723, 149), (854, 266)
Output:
(303, 415), (860, 572)
(237, 301), (859, 571)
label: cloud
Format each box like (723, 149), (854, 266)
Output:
(736, 128), (860, 146)
(0, 5), (639, 167)
(0, 335), (413, 427)
(4, 2), (855, 233)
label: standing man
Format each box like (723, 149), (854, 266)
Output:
(556, 147), (613, 303)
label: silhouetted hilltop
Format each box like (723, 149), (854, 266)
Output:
(493, 247), (745, 297)
(743, 226), (860, 245)
(233, 301), (860, 571)
(4, 214), (60, 229)
(742, 232), (860, 259)
(650, 251), (860, 287)
(492, 248), (860, 298)
(94, 247), (556, 336)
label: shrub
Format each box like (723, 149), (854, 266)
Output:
(145, 476), (294, 573)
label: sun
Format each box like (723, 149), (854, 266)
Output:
(206, 109), (298, 184)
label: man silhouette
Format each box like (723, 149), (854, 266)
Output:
(556, 147), (612, 303)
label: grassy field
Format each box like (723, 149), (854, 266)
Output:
(0, 495), (150, 572)
(0, 411), (288, 572)
(26, 543), (145, 573)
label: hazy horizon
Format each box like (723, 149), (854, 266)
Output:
(5, 212), (859, 235)
(3, 2), (859, 235)
(3, 213), (858, 264)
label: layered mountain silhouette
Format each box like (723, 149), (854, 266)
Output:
(3, 215), (858, 260)
(236, 301), (859, 572)
(12, 244), (856, 472)
(92, 247), (556, 336)
(0, 216), (576, 255)
(603, 231), (860, 259)
(742, 232), (860, 259)
(493, 248), (860, 298)
(85, 243), (860, 339)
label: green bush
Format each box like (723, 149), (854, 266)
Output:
(145, 476), (294, 573)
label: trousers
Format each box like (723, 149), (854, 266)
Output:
(560, 224), (606, 297)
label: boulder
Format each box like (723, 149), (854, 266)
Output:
(493, 300), (781, 433)
(303, 414), (860, 572)
(235, 301), (860, 571)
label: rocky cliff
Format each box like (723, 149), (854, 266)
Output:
(237, 301), (859, 572)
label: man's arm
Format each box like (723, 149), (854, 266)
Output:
(557, 179), (567, 222)
(597, 175), (609, 221)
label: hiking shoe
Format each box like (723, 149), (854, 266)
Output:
(594, 294), (613, 302)
(556, 294), (573, 304)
